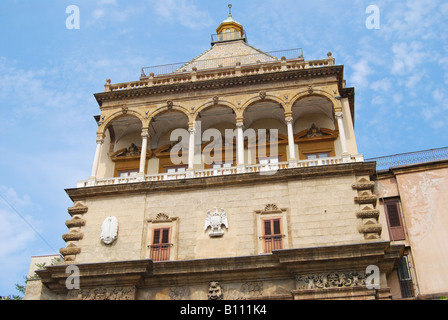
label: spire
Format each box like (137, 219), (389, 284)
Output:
(213, 4), (246, 45)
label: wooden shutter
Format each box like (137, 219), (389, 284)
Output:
(385, 200), (405, 241)
(151, 228), (171, 261)
(262, 219), (283, 253)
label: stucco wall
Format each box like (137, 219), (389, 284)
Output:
(395, 167), (448, 296)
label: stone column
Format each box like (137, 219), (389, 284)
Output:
(285, 117), (296, 161)
(188, 125), (196, 171)
(90, 136), (104, 179)
(236, 121), (245, 166)
(335, 111), (348, 155)
(139, 129), (149, 174)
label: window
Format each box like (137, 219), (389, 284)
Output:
(384, 199), (405, 241)
(262, 218), (283, 253)
(397, 256), (415, 298)
(258, 156), (280, 165)
(117, 169), (139, 178)
(211, 162), (234, 169)
(165, 165), (187, 174)
(150, 228), (171, 262)
(305, 152), (330, 160)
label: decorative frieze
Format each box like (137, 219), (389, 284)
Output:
(67, 286), (136, 300)
(296, 271), (367, 290)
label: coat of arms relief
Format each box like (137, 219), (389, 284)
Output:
(204, 208), (228, 237)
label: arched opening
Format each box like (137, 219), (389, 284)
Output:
(243, 100), (289, 165)
(291, 95), (339, 160)
(102, 115), (147, 178)
(150, 110), (190, 174)
(197, 105), (237, 169)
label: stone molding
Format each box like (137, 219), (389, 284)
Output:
(66, 162), (377, 202)
(37, 242), (403, 300)
(94, 66), (344, 105)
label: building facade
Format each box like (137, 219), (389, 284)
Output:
(371, 150), (448, 299)
(25, 12), (411, 300)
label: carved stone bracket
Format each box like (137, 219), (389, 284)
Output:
(353, 177), (381, 240)
(68, 203), (88, 217)
(65, 217), (86, 228)
(62, 231), (84, 242)
(62, 203), (88, 262)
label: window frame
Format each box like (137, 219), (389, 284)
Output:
(150, 227), (172, 262)
(383, 198), (406, 241)
(261, 217), (284, 254)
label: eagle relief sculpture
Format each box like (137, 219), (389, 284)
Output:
(204, 208), (228, 237)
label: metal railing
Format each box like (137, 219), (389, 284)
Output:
(141, 48), (304, 77)
(150, 244), (172, 262)
(366, 147), (448, 171)
(261, 235), (284, 253)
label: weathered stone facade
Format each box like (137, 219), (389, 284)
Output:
(24, 11), (406, 301)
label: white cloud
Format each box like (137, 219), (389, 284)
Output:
(351, 59), (373, 88)
(153, 0), (213, 30)
(370, 78), (392, 92)
(391, 41), (427, 75)
(0, 186), (39, 292)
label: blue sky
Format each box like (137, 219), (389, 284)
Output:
(0, 0), (447, 296)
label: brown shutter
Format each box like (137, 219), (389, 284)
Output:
(264, 221), (271, 236)
(153, 229), (161, 244)
(385, 200), (405, 241)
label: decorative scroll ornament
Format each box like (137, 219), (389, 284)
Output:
(204, 208), (228, 237)
(100, 216), (118, 245)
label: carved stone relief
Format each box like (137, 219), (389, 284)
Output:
(169, 286), (191, 300)
(296, 271), (367, 290)
(67, 286), (136, 300)
(208, 281), (224, 300)
(204, 208), (228, 237)
(100, 216), (118, 245)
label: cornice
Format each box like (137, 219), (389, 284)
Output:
(94, 65), (345, 106)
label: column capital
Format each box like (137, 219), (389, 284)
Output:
(141, 129), (150, 138)
(285, 116), (294, 124)
(236, 121), (244, 129)
(335, 111), (344, 120)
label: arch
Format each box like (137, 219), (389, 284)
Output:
(241, 93), (287, 116)
(288, 88), (339, 115)
(98, 109), (145, 136)
(290, 92), (337, 125)
(148, 104), (192, 127)
(193, 99), (238, 122)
